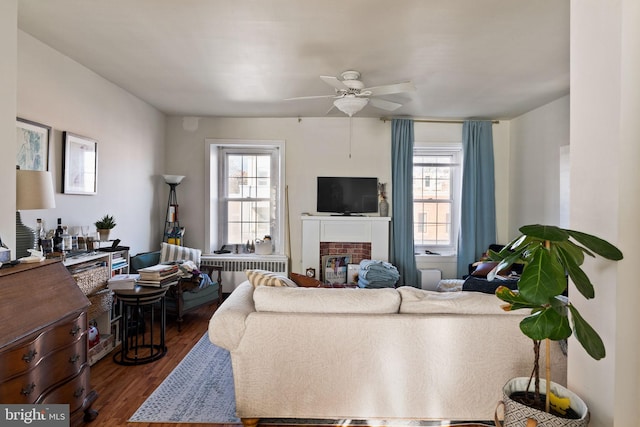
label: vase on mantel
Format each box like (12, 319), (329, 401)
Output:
(379, 198), (389, 217)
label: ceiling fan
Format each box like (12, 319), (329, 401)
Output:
(286, 70), (415, 117)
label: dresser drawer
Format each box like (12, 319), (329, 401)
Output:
(39, 364), (90, 414)
(0, 312), (86, 381)
(0, 338), (87, 404)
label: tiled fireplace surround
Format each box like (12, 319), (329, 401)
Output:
(301, 216), (391, 281)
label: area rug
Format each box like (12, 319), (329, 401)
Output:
(129, 333), (240, 423)
(130, 333), (492, 426)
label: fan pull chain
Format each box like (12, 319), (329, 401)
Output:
(349, 116), (352, 159)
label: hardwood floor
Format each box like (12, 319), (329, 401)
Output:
(84, 301), (233, 427)
(83, 301), (490, 427)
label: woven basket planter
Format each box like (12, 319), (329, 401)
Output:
(496, 377), (589, 427)
(88, 288), (113, 320)
(73, 266), (110, 295)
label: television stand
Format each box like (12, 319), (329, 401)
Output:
(331, 213), (365, 217)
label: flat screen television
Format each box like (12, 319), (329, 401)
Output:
(317, 177), (378, 215)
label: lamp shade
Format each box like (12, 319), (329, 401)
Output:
(333, 96), (369, 117)
(16, 170), (56, 210)
(163, 175), (185, 185)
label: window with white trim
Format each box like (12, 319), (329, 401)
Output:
(413, 144), (462, 254)
(206, 140), (285, 254)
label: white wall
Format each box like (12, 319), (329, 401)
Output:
(508, 95), (570, 238)
(165, 117), (510, 277)
(570, 1), (640, 426)
(614, 1), (640, 422)
(16, 31), (166, 255)
(165, 116), (390, 273)
(0, 1), (17, 254)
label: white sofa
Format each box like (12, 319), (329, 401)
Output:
(208, 281), (567, 425)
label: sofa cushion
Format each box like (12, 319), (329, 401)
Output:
(160, 242), (202, 265)
(246, 269), (297, 288)
(397, 286), (523, 315)
(253, 286), (400, 314)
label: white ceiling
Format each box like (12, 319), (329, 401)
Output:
(17, 0), (569, 120)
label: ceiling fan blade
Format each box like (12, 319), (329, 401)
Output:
(370, 98), (402, 111)
(320, 75), (348, 90)
(284, 94), (336, 101)
(363, 81), (415, 96)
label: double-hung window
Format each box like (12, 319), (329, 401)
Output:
(206, 140), (285, 254)
(413, 143), (462, 255)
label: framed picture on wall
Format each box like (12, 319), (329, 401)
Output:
(63, 131), (98, 195)
(16, 117), (51, 171)
(322, 254), (351, 284)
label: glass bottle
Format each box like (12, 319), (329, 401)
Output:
(62, 226), (72, 252)
(36, 218), (43, 249)
(39, 218), (47, 240)
(54, 218), (64, 252)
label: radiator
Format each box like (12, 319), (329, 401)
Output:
(201, 255), (288, 293)
(419, 268), (442, 291)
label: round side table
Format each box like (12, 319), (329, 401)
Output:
(112, 285), (170, 365)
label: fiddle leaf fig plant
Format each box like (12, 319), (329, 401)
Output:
(488, 224), (623, 412)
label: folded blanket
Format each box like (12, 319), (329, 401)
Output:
(358, 260), (400, 288)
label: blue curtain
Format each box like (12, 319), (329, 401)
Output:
(456, 120), (497, 278)
(391, 119), (419, 287)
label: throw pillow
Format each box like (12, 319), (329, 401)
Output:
(436, 279), (464, 292)
(289, 272), (323, 287)
(471, 261), (516, 278)
(470, 261), (499, 277)
(160, 242), (202, 266)
(246, 269), (297, 288)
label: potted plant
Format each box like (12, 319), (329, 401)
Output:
(94, 214), (116, 241)
(488, 224), (623, 426)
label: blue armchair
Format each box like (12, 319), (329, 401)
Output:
(130, 249), (222, 331)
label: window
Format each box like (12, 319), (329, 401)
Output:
(413, 144), (462, 254)
(206, 140), (285, 254)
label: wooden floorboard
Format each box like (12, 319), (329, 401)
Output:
(84, 301), (235, 427)
(83, 300), (490, 427)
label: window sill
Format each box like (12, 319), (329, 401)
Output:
(415, 252), (456, 259)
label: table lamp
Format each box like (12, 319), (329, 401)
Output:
(16, 169), (56, 258)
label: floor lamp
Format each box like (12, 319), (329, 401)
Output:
(16, 169), (56, 259)
(162, 175), (185, 245)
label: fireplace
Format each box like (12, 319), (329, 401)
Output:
(320, 242), (371, 265)
(301, 216), (390, 280)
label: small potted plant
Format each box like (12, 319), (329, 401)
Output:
(94, 214), (116, 241)
(489, 224), (622, 426)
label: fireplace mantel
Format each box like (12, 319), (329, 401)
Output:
(301, 215), (391, 279)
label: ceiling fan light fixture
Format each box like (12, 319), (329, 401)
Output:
(333, 97), (369, 117)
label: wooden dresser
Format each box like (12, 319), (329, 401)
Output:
(0, 260), (98, 425)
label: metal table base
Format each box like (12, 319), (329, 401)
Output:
(113, 285), (169, 365)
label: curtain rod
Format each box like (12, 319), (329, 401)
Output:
(379, 117), (500, 124)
